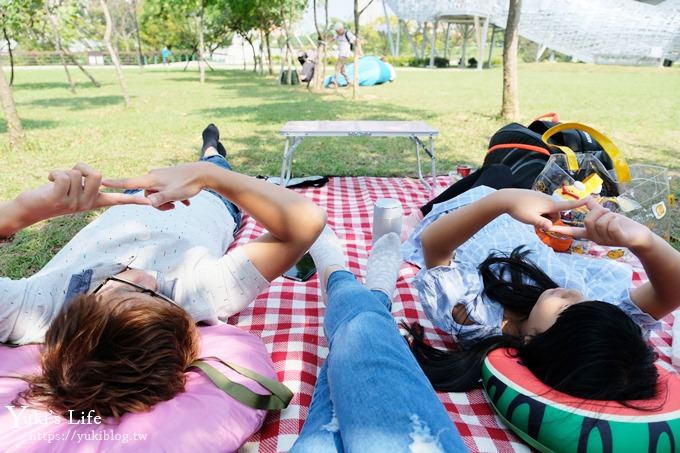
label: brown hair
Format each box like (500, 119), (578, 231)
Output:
(14, 292), (200, 419)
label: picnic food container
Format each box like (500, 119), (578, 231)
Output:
(372, 198), (403, 243)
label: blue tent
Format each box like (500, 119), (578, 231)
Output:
(324, 56), (394, 88)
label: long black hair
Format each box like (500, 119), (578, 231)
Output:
(407, 246), (659, 401)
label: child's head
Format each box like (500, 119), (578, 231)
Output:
(520, 301), (658, 400)
(15, 287), (200, 419)
(409, 246), (659, 401)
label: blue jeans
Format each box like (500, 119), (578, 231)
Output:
(291, 271), (467, 453)
(124, 155), (242, 230)
(200, 155), (242, 229)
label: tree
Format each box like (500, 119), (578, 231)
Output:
(311, 0), (329, 91)
(224, 0), (259, 72)
(352, 0), (375, 99)
(501, 0), (521, 120)
(0, 0), (43, 86)
(278, 0), (307, 85)
(100, 0), (131, 106)
(0, 58), (24, 150)
(44, 0), (76, 93)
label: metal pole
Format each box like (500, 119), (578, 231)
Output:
(460, 24), (468, 68)
(429, 135), (436, 193)
(487, 24), (497, 68)
(429, 20), (438, 67)
(420, 22), (428, 60)
(396, 19), (401, 56)
(478, 17), (489, 70)
(415, 138), (424, 182)
(382, 0), (395, 55)
(280, 137), (290, 185)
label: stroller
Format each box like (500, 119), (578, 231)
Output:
(297, 50), (317, 86)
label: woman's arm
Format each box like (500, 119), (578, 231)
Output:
(103, 162), (326, 281)
(0, 163), (150, 238)
(552, 199), (680, 319)
(421, 189), (589, 269)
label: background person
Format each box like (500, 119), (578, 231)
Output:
(331, 22), (355, 88)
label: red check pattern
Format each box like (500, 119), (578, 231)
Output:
(231, 177), (677, 453)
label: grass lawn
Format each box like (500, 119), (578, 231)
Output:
(1, 63), (679, 277)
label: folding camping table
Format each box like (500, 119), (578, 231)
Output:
(279, 121), (439, 190)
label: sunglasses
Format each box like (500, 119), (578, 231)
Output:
(91, 275), (176, 306)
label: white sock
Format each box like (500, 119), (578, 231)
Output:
(365, 232), (402, 298)
(309, 226), (347, 299)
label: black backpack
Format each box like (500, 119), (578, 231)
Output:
(484, 114), (618, 193)
(344, 31), (355, 52)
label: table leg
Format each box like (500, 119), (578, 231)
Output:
(411, 136), (432, 192)
(429, 135), (436, 192)
(280, 137), (290, 186)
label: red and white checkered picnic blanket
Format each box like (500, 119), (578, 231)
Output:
(229, 176), (676, 453)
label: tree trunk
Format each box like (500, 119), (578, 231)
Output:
(131, 0), (144, 68)
(2, 26), (14, 85)
(501, 0), (521, 120)
(101, 0), (131, 107)
(265, 31), (273, 75)
(312, 41), (325, 91)
(196, 12), (206, 83)
(241, 39), (246, 71)
(45, 1), (76, 93)
(63, 50), (101, 87)
(311, 0), (327, 91)
(245, 36), (257, 72)
(258, 29), (265, 76)
(0, 58), (23, 150)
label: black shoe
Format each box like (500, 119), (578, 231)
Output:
(216, 141), (227, 157)
(201, 123), (220, 155)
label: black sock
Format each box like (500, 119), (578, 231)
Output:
(201, 124), (220, 154)
(216, 141), (227, 157)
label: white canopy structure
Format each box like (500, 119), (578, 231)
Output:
(384, 0), (680, 66)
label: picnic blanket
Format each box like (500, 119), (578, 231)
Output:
(231, 176), (677, 453)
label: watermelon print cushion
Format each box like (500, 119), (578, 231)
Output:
(482, 348), (680, 453)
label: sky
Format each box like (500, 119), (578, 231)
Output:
(300, 0), (388, 33)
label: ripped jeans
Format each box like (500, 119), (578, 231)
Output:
(290, 271), (467, 452)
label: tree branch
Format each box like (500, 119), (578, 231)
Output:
(359, 0), (375, 17)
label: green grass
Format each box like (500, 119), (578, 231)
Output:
(1, 63), (679, 277)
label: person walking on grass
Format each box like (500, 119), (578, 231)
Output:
(331, 22), (355, 88)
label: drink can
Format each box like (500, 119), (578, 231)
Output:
(457, 165), (472, 178)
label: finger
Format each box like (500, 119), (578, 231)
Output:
(147, 189), (187, 208)
(586, 197), (601, 211)
(102, 175), (154, 190)
(551, 196), (591, 213)
(155, 202), (176, 211)
(73, 164), (102, 206)
(584, 203), (610, 233)
(48, 171), (71, 198)
(96, 193), (153, 208)
(66, 170), (84, 209)
(181, 199), (191, 207)
(548, 224), (588, 239)
(594, 211), (616, 240)
(533, 215), (554, 231)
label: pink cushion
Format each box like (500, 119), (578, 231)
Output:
(0, 325), (276, 452)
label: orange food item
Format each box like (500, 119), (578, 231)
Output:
(535, 220), (573, 253)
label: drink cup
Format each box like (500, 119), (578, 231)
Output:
(373, 198), (403, 243)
